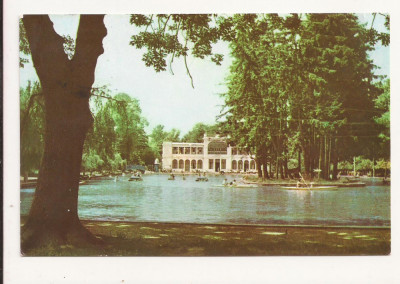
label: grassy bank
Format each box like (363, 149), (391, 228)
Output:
(23, 220), (390, 256)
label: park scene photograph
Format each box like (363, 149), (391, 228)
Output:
(19, 13), (390, 256)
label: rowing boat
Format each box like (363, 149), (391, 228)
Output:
(217, 184), (257, 188)
(280, 186), (338, 190)
(129, 176), (143, 181)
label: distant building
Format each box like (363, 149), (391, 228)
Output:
(162, 134), (256, 173)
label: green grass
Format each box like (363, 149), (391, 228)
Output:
(22, 221), (391, 256)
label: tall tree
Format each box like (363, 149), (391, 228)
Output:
(222, 14), (384, 180)
(21, 14), (230, 251)
(149, 124), (168, 158)
(164, 128), (181, 142)
(373, 78), (390, 160)
(109, 93), (149, 164)
(21, 15), (107, 250)
(181, 123), (217, 142)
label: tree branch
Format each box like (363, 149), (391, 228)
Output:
(162, 15), (171, 35)
(22, 15), (69, 85)
(370, 13), (376, 30)
(169, 20), (181, 75)
(91, 93), (127, 103)
(71, 15), (107, 97)
(183, 37), (194, 88)
(144, 15), (153, 33)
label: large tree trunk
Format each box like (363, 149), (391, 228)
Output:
(262, 160), (269, 180)
(297, 149), (302, 174)
(256, 157), (263, 179)
(21, 15), (107, 252)
(283, 158), (289, 179)
(302, 143), (311, 177)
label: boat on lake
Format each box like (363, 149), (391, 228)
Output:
(129, 176), (143, 181)
(196, 177), (208, 182)
(280, 185), (338, 190)
(341, 182), (366, 187)
(217, 184), (257, 188)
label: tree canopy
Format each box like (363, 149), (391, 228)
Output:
(221, 13), (389, 179)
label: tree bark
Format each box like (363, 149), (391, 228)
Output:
(279, 160), (284, 179)
(283, 158), (289, 179)
(298, 149), (302, 173)
(256, 157), (263, 179)
(302, 144), (311, 177)
(319, 136), (324, 179)
(262, 160), (269, 180)
(21, 15), (107, 252)
(332, 152), (338, 181)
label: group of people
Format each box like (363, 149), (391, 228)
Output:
(222, 178), (237, 186)
(132, 171), (142, 177)
(296, 179), (314, 188)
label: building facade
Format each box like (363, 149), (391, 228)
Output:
(162, 134), (256, 173)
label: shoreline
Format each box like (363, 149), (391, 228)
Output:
(20, 172), (389, 189)
(79, 219), (390, 230)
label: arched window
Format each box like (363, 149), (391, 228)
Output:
(238, 160), (243, 171)
(185, 160), (190, 171)
(191, 160), (197, 169)
(244, 160), (249, 172)
(232, 160), (237, 170)
(197, 160), (203, 169)
(179, 159), (184, 169)
(208, 141), (227, 154)
(172, 159), (178, 169)
(250, 160), (255, 170)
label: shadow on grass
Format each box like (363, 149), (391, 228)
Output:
(22, 221), (391, 256)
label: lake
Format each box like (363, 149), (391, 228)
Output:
(20, 174), (390, 227)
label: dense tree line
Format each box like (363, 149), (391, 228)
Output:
(20, 83), (224, 176)
(149, 125), (181, 159)
(221, 14), (390, 180)
(82, 91), (154, 173)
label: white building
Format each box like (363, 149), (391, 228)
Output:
(162, 134), (256, 173)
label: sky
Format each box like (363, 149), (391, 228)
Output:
(19, 14), (390, 135)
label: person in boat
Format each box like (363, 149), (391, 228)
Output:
(170, 174), (175, 180)
(222, 178), (228, 186)
(296, 181), (300, 188)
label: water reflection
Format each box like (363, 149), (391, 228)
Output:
(20, 175), (390, 226)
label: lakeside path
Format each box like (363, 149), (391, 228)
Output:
(24, 220), (391, 256)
